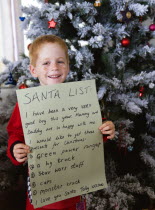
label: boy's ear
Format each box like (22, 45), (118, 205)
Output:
(29, 65), (38, 78)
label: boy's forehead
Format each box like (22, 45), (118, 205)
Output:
(36, 42), (67, 60)
(37, 42), (65, 53)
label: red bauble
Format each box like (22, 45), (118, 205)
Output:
(121, 38), (130, 47)
(149, 24), (155, 31)
(19, 84), (28, 89)
(139, 86), (144, 97)
(139, 16), (143, 23)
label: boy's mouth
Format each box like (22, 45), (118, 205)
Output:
(48, 75), (61, 79)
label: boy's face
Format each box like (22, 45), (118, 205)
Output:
(29, 43), (69, 86)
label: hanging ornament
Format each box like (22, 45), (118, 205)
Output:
(149, 24), (155, 31)
(94, 0), (101, 7)
(19, 83), (28, 89)
(139, 86), (145, 97)
(19, 17), (25, 21)
(5, 73), (16, 86)
(149, 83), (155, 89)
(139, 16), (143, 23)
(121, 38), (130, 47)
(148, 38), (155, 47)
(44, 0), (48, 2)
(48, 19), (57, 28)
(128, 146), (133, 152)
(120, 7), (133, 23)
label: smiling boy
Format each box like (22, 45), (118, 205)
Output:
(7, 35), (115, 210)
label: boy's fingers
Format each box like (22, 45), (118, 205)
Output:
(15, 153), (27, 159)
(99, 122), (114, 130)
(100, 126), (110, 132)
(14, 144), (29, 150)
(16, 157), (28, 163)
(107, 133), (115, 139)
(100, 126), (115, 139)
(14, 148), (30, 155)
(14, 144), (30, 154)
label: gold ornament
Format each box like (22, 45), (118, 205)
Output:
(126, 11), (132, 19)
(94, 0), (101, 7)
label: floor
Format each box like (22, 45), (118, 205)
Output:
(0, 175), (26, 210)
(0, 189), (26, 210)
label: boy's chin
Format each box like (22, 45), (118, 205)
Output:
(46, 80), (64, 85)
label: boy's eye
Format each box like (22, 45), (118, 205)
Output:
(43, 61), (50, 65)
(58, 61), (64, 64)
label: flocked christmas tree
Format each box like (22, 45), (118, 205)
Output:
(1, 0), (155, 209)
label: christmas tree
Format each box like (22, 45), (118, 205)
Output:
(1, 0), (155, 209)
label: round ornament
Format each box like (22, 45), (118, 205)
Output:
(19, 83), (28, 89)
(149, 83), (155, 89)
(139, 86), (144, 97)
(139, 16), (143, 23)
(19, 17), (25, 21)
(120, 7), (133, 23)
(128, 146), (133, 152)
(94, 0), (101, 7)
(121, 38), (130, 47)
(126, 11), (132, 19)
(5, 73), (16, 86)
(149, 24), (155, 31)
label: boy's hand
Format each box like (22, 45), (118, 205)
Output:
(99, 121), (115, 139)
(13, 143), (30, 163)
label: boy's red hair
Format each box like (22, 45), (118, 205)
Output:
(29, 35), (69, 66)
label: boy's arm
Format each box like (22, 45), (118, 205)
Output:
(7, 103), (25, 165)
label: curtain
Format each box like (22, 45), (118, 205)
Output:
(0, 0), (24, 72)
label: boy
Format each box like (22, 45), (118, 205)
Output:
(7, 35), (115, 210)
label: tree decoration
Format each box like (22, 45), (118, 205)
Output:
(19, 17), (25, 21)
(149, 83), (155, 89)
(44, 0), (48, 3)
(5, 73), (16, 86)
(120, 7), (133, 23)
(19, 83), (28, 89)
(139, 16), (143, 23)
(121, 37), (130, 47)
(48, 19), (57, 28)
(128, 145), (133, 152)
(94, 0), (102, 7)
(139, 86), (145, 97)
(149, 24), (155, 31)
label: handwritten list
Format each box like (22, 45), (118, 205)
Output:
(16, 80), (107, 208)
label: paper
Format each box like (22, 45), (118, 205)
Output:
(16, 80), (107, 208)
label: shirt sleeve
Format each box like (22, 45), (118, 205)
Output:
(7, 103), (25, 165)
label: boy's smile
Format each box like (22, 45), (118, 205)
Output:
(30, 43), (69, 86)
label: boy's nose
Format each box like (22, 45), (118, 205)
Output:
(50, 62), (58, 71)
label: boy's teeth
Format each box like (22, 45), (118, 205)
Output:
(50, 75), (59, 78)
